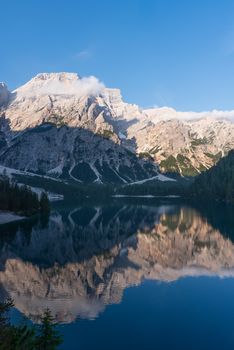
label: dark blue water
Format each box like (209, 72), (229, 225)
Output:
(61, 278), (234, 350)
(0, 200), (234, 349)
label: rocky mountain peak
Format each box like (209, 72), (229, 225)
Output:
(13, 72), (104, 98)
(0, 82), (10, 108)
(34, 72), (80, 81)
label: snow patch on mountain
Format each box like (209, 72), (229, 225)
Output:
(128, 174), (176, 185)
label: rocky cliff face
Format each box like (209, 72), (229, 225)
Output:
(0, 72), (233, 180)
(0, 83), (10, 108)
(118, 106), (234, 175)
(0, 205), (234, 323)
(134, 117), (234, 175)
(0, 73), (159, 183)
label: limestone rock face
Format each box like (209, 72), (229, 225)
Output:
(0, 73), (159, 183)
(0, 83), (10, 108)
(0, 72), (233, 180)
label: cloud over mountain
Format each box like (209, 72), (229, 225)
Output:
(14, 73), (105, 98)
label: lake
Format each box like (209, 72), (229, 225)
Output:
(0, 199), (234, 349)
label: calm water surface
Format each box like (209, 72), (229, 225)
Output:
(0, 200), (234, 350)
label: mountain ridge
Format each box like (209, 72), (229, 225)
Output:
(0, 72), (233, 181)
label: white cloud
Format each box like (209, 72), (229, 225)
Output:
(15, 73), (105, 98)
(75, 50), (90, 59)
(144, 106), (234, 123)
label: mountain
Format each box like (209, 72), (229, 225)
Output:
(0, 83), (10, 107)
(0, 72), (233, 183)
(0, 73), (159, 184)
(121, 107), (234, 176)
(191, 149), (234, 201)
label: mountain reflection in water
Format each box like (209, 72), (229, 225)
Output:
(0, 202), (234, 324)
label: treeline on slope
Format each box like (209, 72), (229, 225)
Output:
(116, 178), (189, 197)
(13, 151), (234, 203)
(116, 151), (234, 202)
(0, 174), (50, 216)
(191, 150), (234, 202)
(15, 173), (188, 202)
(0, 299), (63, 350)
(15, 171), (191, 200)
(14, 173), (115, 203)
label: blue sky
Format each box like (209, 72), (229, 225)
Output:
(1, 0), (234, 110)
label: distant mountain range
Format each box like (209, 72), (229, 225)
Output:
(0, 72), (233, 183)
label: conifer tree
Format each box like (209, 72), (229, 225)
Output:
(39, 192), (50, 214)
(0, 300), (63, 350)
(35, 308), (63, 350)
(191, 150), (234, 201)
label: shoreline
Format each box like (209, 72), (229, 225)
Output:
(112, 195), (180, 198)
